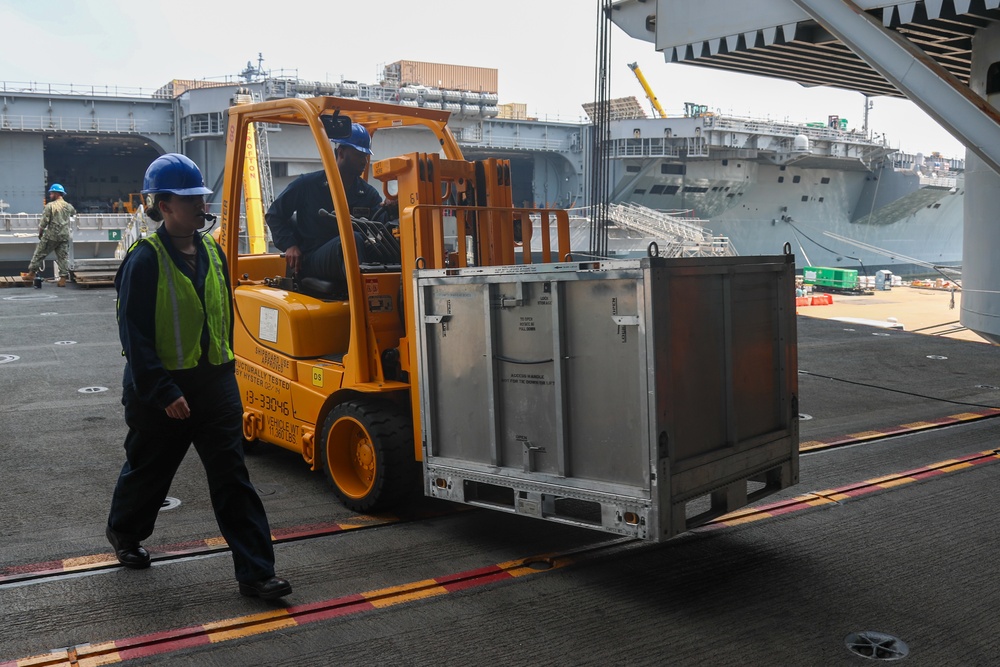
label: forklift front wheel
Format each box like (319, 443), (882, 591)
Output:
(319, 399), (412, 513)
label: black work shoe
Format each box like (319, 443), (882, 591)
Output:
(239, 576), (292, 600)
(105, 526), (151, 570)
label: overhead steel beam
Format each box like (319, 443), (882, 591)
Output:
(790, 0), (1000, 174)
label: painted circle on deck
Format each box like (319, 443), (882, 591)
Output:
(160, 497), (182, 511)
(3, 294), (57, 301)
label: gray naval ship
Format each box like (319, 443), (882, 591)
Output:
(0, 60), (963, 278)
(600, 107), (963, 274)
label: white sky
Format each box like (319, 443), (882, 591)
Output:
(2, 0), (966, 157)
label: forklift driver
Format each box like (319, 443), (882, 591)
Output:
(265, 123), (382, 290)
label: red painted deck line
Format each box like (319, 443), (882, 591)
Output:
(799, 407), (1000, 452)
(0, 523), (369, 587)
(0, 508), (468, 586)
(0, 552), (587, 667)
(699, 447), (1000, 531)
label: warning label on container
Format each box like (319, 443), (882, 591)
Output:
(501, 372), (554, 386)
(612, 297), (627, 343)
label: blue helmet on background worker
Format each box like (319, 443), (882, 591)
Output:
(48, 183), (66, 194)
(141, 153), (213, 196)
(335, 123), (373, 155)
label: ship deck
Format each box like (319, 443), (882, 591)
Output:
(1, 285), (998, 665)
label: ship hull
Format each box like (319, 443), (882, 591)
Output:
(0, 81), (963, 280)
(608, 157), (962, 277)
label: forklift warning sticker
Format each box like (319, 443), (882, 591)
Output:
(259, 307), (278, 342)
(369, 295), (393, 312)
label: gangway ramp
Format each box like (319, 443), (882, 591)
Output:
(606, 202), (735, 257)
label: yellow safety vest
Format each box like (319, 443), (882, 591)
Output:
(134, 233), (234, 370)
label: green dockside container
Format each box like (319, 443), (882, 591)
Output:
(802, 266), (858, 290)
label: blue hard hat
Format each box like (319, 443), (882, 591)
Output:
(141, 153), (213, 196)
(49, 184), (66, 194)
(335, 123), (373, 155)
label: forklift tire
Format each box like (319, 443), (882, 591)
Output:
(319, 398), (414, 513)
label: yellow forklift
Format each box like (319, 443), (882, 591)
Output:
(218, 97), (571, 512)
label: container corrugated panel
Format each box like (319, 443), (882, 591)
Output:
(390, 60), (498, 93)
(415, 255), (799, 542)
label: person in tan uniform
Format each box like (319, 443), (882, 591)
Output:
(21, 183), (77, 287)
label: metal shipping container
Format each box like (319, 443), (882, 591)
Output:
(802, 266), (859, 290)
(415, 254), (799, 542)
(497, 102), (528, 120)
(386, 60), (498, 94)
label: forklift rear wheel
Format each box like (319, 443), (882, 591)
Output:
(319, 398), (413, 513)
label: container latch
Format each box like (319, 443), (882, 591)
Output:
(517, 435), (546, 472)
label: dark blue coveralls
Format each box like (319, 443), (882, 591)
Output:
(107, 227), (275, 584)
(265, 169), (382, 283)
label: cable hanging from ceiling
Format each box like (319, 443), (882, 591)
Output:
(588, 0), (613, 258)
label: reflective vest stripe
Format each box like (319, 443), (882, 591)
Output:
(203, 238), (233, 364)
(144, 237), (187, 368)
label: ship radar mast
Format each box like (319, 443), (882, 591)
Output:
(239, 53), (267, 83)
(862, 94), (874, 138)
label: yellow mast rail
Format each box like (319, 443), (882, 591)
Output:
(242, 122), (267, 254)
